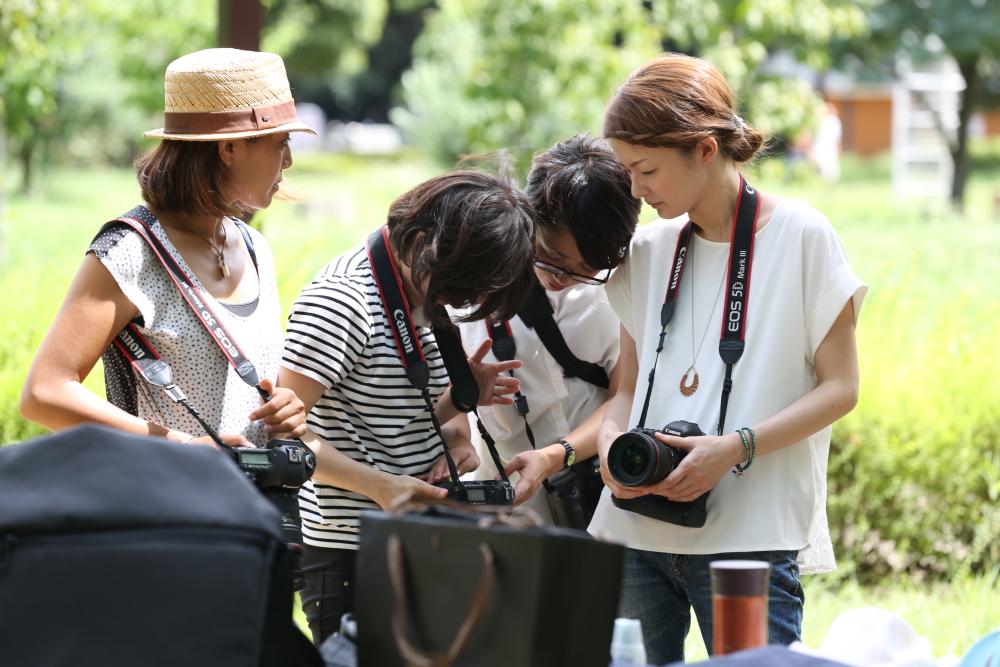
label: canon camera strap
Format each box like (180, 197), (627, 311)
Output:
(637, 176), (759, 436)
(111, 322), (227, 447)
(365, 226), (510, 488)
(101, 210), (270, 402)
(513, 282), (610, 390)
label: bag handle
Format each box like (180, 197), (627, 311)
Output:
(388, 533), (495, 667)
(387, 491), (544, 529)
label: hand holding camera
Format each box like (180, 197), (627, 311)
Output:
(606, 420), (711, 527)
(645, 430), (745, 503)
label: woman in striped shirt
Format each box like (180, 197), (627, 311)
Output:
(280, 168), (536, 643)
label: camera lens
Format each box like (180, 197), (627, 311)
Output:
(608, 429), (678, 487)
(620, 446), (649, 478)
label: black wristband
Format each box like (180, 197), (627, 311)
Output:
(558, 439), (576, 468)
(449, 386), (475, 413)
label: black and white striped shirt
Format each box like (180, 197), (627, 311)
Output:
(282, 245), (449, 549)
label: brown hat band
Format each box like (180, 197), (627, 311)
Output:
(162, 100), (298, 136)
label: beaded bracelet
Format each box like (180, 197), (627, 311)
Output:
(733, 427), (757, 475)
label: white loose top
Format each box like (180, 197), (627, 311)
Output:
(588, 199), (866, 574)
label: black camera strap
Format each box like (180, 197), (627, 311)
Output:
(636, 176), (759, 436)
(513, 282), (610, 390)
(102, 211), (270, 402)
(365, 226), (510, 487)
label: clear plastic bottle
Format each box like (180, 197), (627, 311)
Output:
(610, 617), (648, 666)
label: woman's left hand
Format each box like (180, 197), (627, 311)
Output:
(467, 339), (522, 406)
(641, 432), (744, 502)
(249, 378), (308, 439)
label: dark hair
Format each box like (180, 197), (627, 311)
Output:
(387, 169), (535, 324)
(135, 139), (246, 217)
(604, 53), (766, 163)
(526, 134), (640, 270)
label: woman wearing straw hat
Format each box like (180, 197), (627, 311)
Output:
(21, 48), (315, 448)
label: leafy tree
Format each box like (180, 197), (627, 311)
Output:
(0, 0), (214, 192)
(0, 0), (76, 193)
(862, 0), (1000, 209)
(393, 0), (660, 167)
(645, 0), (871, 138)
(263, 0), (432, 121)
(393, 0), (870, 167)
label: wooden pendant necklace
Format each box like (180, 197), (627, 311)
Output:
(679, 243), (727, 397)
(188, 219), (230, 278)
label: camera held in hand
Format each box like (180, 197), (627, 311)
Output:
(607, 420), (709, 527)
(229, 439), (317, 581)
(434, 479), (515, 506)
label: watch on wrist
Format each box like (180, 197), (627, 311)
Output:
(558, 439), (576, 468)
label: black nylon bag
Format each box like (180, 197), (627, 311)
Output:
(0, 424), (320, 667)
(357, 504), (623, 667)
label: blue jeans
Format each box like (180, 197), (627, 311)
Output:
(618, 547), (804, 665)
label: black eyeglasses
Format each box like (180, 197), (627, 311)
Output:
(532, 258), (611, 286)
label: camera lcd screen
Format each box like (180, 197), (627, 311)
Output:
(467, 488), (486, 502)
(238, 450), (270, 465)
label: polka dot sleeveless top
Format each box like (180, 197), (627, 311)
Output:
(89, 205), (283, 446)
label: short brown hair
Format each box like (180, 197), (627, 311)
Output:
(135, 140), (235, 217)
(387, 170), (535, 324)
(526, 134), (639, 271)
(604, 53), (765, 163)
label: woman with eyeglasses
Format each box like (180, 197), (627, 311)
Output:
(450, 134), (641, 523)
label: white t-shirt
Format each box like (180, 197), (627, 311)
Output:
(282, 245), (450, 550)
(589, 199), (866, 574)
(456, 284), (619, 519)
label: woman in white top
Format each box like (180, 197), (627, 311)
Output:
(455, 134), (640, 523)
(594, 53), (866, 663)
(20, 49), (312, 447)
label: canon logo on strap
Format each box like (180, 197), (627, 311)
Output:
(393, 309), (414, 354)
(117, 330), (147, 359)
(669, 246), (687, 292)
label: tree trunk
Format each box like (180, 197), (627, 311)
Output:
(949, 56), (981, 212)
(18, 140), (35, 196)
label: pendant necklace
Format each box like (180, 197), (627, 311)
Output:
(679, 242), (727, 397)
(188, 219), (230, 278)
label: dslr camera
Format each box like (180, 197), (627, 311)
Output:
(434, 479), (515, 506)
(607, 420), (709, 527)
(228, 439), (317, 559)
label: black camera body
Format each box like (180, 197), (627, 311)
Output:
(545, 455), (604, 530)
(434, 479), (514, 506)
(607, 420), (709, 528)
(230, 439), (317, 553)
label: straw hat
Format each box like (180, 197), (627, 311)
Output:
(144, 48), (317, 141)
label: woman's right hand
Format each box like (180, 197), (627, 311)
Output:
(370, 473), (448, 510)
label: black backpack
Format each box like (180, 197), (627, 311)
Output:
(0, 424), (321, 667)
